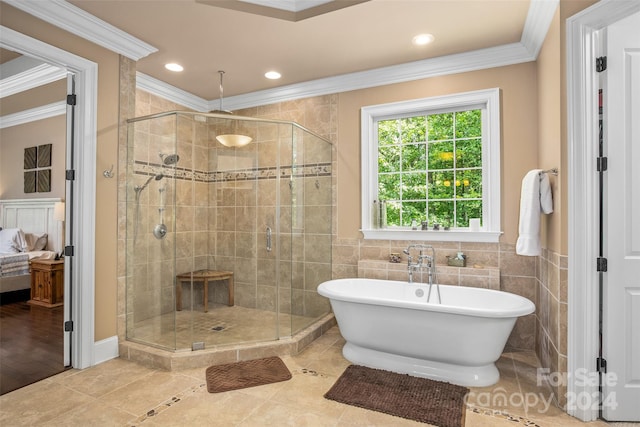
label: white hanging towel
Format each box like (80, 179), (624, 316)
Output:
(516, 169), (554, 256)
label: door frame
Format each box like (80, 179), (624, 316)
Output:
(0, 26), (97, 369)
(567, 0), (640, 421)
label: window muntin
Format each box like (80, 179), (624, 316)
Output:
(361, 88), (501, 242)
(377, 110), (483, 228)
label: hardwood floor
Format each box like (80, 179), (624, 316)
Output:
(0, 300), (66, 395)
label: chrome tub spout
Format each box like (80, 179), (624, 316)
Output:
(403, 244), (441, 304)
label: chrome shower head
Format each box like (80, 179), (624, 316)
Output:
(159, 153), (180, 165)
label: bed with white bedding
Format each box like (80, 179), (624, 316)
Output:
(0, 252), (30, 278)
(0, 199), (62, 295)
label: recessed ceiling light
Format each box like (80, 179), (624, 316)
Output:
(265, 71), (282, 80)
(412, 34), (434, 46)
(165, 63), (184, 72)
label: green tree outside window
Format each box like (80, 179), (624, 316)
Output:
(377, 109), (482, 228)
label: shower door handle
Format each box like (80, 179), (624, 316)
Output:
(266, 227), (272, 252)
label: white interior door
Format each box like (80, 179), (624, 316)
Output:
(603, 10), (640, 422)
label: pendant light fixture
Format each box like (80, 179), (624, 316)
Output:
(213, 70), (252, 147)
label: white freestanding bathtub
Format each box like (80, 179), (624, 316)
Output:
(317, 278), (535, 387)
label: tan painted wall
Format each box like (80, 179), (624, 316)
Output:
(1, 3), (120, 341)
(0, 79), (66, 116)
(0, 81), (67, 199)
(337, 62), (539, 244)
(537, 8), (562, 253)
(0, 115), (66, 199)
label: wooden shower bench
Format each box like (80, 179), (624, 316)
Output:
(175, 269), (234, 312)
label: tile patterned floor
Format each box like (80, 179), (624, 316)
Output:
(0, 326), (620, 426)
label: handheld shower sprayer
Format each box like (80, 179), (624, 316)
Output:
(134, 173), (164, 194)
(134, 153), (179, 194)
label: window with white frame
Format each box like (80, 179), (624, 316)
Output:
(361, 88), (501, 242)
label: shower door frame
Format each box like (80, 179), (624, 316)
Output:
(125, 111), (333, 351)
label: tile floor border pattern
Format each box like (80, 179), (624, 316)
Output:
(468, 406), (542, 427)
(1, 325), (622, 426)
(131, 382), (206, 425)
(130, 381), (546, 426)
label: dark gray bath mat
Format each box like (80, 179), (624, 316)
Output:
(324, 364), (468, 427)
(205, 356), (291, 393)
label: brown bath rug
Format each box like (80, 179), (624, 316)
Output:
(324, 365), (468, 427)
(206, 356), (292, 393)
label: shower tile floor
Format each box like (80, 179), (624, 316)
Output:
(0, 326), (626, 426)
(129, 304), (319, 350)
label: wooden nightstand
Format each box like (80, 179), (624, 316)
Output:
(29, 259), (64, 308)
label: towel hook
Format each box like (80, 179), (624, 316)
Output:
(540, 167), (558, 176)
(103, 164), (114, 178)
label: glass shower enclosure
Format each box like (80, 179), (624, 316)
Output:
(125, 111), (332, 351)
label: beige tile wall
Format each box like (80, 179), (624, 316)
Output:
(536, 248), (568, 408)
(209, 123), (332, 319)
(338, 239), (538, 351)
(235, 98), (338, 320)
(117, 56), (136, 342)
(119, 90), (336, 344)
(119, 89), (198, 339)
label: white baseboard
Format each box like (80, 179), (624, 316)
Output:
(94, 335), (119, 365)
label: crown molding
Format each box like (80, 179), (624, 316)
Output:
(0, 100), (66, 129)
(144, 0), (557, 111)
(219, 42), (533, 110)
(0, 62), (67, 98)
(3, 0), (157, 60)
(240, 0), (332, 12)
(200, 0), (368, 22)
(136, 72), (210, 112)
(11, 0), (555, 110)
(521, 0), (559, 57)
(1, 54), (45, 78)
(139, 42), (529, 112)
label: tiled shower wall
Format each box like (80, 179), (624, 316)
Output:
(122, 88), (334, 332)
(208, 122), (333, 319)
(117, 56), (137, 342)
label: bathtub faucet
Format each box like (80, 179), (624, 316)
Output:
(403, 244), (441, 304)
(403, 245), (419, 283)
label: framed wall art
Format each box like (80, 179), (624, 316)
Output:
(37, 144), (52, 168)
(37, 169), (51, 192)
(24, 146), (37, 170)
(24, 171), (36, 193)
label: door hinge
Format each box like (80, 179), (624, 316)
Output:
(597, 257), (608, 272)
(64, 321), (73, 332)
(63, 246), (74, 257)
(597, 357), (607, 373)
(66, 94), (77, 106)
(65, 169), (75, 181)
(596, 56), (607, 72)
(597, 157), (608, 172)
